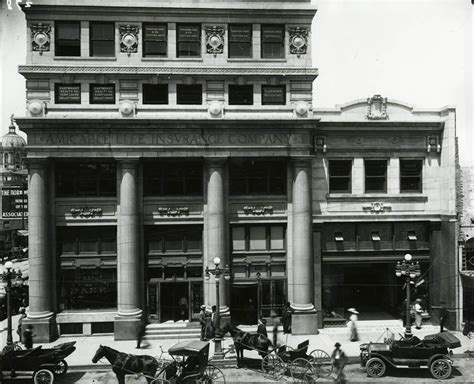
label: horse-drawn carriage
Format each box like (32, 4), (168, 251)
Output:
(0, 341), (76, 383)
(92, 340), (225, 384)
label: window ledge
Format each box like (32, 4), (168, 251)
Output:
(326, 194), (428, 202)
(54, 56), (117, 61)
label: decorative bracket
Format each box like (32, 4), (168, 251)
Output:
(427, 136), (441, 153)
(205, 26), (225, 55)
(119, 25), (139, 56)
(289, 27), (308, 57)
(31, 23), (51, 55)
(366, 95), (388, 120)
(314, 136), (327, 153)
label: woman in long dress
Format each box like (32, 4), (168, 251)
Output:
(347, 308), (359, 342)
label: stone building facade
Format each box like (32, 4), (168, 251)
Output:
(16, 0), (459, 341)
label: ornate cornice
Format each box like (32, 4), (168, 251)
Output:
(18, 65), (319, 77)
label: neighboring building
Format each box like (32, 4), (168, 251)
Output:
(459, 167), (474, 322)
(15, 0), (458, 342)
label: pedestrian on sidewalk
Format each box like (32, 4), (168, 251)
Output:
(347, 308), (359, 342)
(282, 302), (292, 334)
(199, 305), (207, 341)
(331, 342), (348, 384)
(23, 325), (35, 349)
(136, 318), (150, 349)
(439, 301), (449, 332)
(414, 298), (423, 330)
(257, 318), (268, 338)
(16, 307), (26, 342)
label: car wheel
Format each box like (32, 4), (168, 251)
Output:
(33, 369), (54, 384)
(430, 358), (452, 380)
(366, 357), (386, 378)
(54, 359), (68, 376)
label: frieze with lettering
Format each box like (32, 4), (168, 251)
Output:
(31, 131), (305, 147)
(70, 207), (103, 218)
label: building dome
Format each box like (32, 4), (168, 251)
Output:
(1, 116), (26, 149)
(1, 115), (27, 171)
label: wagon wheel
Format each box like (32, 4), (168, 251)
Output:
(429, 358), (452, 380)
(262, 354), (286, 380)
(290, 358), (316, 383)
(308, 349), (332, 377)
(33, 369), (54, 384)
(54, 359), (68, 376)
(198, 364), (226, 383)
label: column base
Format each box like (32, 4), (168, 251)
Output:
(23, 316), (58, 343)
(291, 312), (319, 335)
(114, 316), (142, 341)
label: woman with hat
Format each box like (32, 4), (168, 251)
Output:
(198, 305), (207, 340)
(347, 308), (359, 342)
(414, 298), (423, 330)
(331, 342), (348, 383)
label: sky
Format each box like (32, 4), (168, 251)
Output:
(1, 0), (473, 165)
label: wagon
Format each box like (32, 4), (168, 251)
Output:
(261, 340), (332, 382)
(0, 341), (76, 383)
(360, 332), (461, 380)
(151, 340), (225, 384)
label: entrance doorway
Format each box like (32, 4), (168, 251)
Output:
(160, 282), (188, 322)
(231, 284), (258, 325)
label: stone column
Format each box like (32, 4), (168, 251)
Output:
(115, 160), (143, 340)
(291, 158), (318, 334)
(205, 159), (230, 318)
(25, 159), (57, 342)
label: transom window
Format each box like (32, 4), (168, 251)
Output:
(261, 85), (286, 105)
(143, 84), (168, 104)
(143, 161), (203, 196)
(229, 85), (253, 105)
(90, 22), (115, 57)
(57, 226), (117, 256)
(56, 162), (116, 197)
(365, 160), (387, 193)
(229, 159), (287, 195)
(176, 84), (202, 105)
(228, 24), (252, 58)
(232, 225), (286, 252)
(400, 159), (423, 193)
(143, 23), (167, 57)
(328, 160), (352, 193)
(146, 226), (202, 254)
(261, 25), (285, 59)
(55, 21), (81, 56)
(177, 24), (201, 57)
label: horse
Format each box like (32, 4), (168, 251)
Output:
(462, 320), (474, 336)
(92, 345), (159, 384)
(220, 323), (273, 367)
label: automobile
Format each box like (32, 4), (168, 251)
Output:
(360, 331), (461, 380)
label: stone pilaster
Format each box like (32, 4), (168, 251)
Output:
(205, 159), (230, 318)
(291, 158), (318, 334)
(25, 159), (57, 342)
(115, 160), (143, 340)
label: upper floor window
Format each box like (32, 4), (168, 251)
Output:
(228, 24), (252, 58)
(55, 84), (81, 104)
(261, 85), (286, 105)
(232, 224), (286, 252)
(55, 21), (80, 56)
(177, 24), (201, 57)
(365, 160), (387, 193)
(229, 159), (286, 195)
(143, 161), (203, 196)
(56, 162), (116, 197)
(90, 22), (115, 57)
(146, 225), (202, 254)
(229, 85), (253, 105)
(177, 84), (202, 105)
(261, 25), (285, 59)
(329, 160), (352, 193)
(90, 84), (115, 104)
(143, 84), (168, 104)
(400, 159), (423, 193)
(143, 23), (167, 57)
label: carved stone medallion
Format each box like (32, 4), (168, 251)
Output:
(289, 27), (308, 57)
(120, 25), (139, 55)
(31, 23), (51, 54)
(205, 26), (224, 55)
(366, 94), (388, 120)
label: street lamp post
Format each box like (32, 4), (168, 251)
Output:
(1, 261), (23, 346)
(395, 253), (421, 337)
(205, 257), (230, 359)
(256, 272), (262, 320)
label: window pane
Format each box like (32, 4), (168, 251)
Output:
(232, 227), (246, 251)
(329, 160), (352, 193)
(177, 42), (201, 57)
(143, 84), (169, 104)
(80, 239), (97, 253)
(98, 163), (116, 196)
(262, 85), (286, 105)
(229, 24), (252, 58)
(261, 25), (284, 59)
(365, 160), (386, 193)
(250, 226), (266, 250)
(91, 41), (115, 57)
(176, 84), (202, 105)
(90, 84), (116, 104)
(229, 85), (253, 105)
(55, 21), (80, 56)
(90, 22), (115, 57)
(186, 229), (202, 252)
(177, 24), (201, 57)
(400, 159), (422, 192)
(57, 22), (80, 40)
(149, 239), (163, 252)
(55, 84), (81, 104)
(143, 24), (167, 56)
(270, 226), (284, 250)
(165, 231), (183, 251)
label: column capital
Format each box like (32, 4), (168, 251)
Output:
(291, 156), (313, 168)
(24, 157), (50, 170)
(205, 157), (228, 169)
(117, 158), (140, 168)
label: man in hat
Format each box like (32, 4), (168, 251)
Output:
(439, 301), (449, 332)
(347, 308), (359, 342)
(198, 305), (206, 341)
(331, 342), (348, 383)
(414, 298), (423, 330)
(257, 318), (268, 338)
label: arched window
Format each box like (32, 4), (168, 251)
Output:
(4, 153), (9, 165)
(15, 153), (20, 169)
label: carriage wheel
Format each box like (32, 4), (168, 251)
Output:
(54, 359), (68, 376)
(33, 369), (54, 384)
(290, 358), (316, 383)
(198, 364), (226, 384)
(261, 354), (286, 380)
(308, 349), (332, 378)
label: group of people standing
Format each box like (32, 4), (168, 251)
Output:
(198, 305), (218, 341)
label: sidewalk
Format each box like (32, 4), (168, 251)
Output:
(2, 315), (473, 370)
